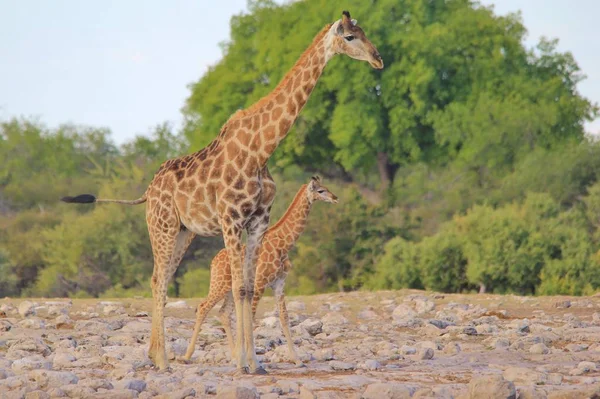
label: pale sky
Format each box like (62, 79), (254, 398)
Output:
(0, 0), (598, 145)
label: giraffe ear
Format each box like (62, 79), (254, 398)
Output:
(351, 19), (358, 26)
(338, 10), (352, 35)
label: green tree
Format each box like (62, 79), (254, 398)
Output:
(183, 0), (596, 190)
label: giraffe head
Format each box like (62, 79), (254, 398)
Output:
(331, 11), (383, 69)
(307, 176), (338, 204)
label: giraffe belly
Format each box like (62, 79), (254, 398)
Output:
(180, 213), (222, 237)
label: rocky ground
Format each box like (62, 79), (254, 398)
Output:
(1, 290), (600, 398)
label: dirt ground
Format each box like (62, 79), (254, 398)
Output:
(1, 290), (600, 398)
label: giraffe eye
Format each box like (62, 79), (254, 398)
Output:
(344, 35), (355, 42)
(317, 190), (325, 194)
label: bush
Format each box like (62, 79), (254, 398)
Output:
(419, 230), (471, 293)
(179, 268), (211, 298)
(366, 237), (422, 290)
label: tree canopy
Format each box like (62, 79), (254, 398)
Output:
(183, 0), (596, 188)
(0, 0), (599, 298)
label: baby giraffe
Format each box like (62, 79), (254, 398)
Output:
(184, 176), (337, 365)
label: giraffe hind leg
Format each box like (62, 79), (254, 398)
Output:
(219, 292), (236, 362)
(148, 227), (195, 370)
(221, 220), (249, 374)
(274, 277), (303, 367)
(243, 214), (270, 374)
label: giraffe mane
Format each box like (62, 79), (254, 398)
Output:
(225, 23), (333, 124)
(268, 184), (309, 232)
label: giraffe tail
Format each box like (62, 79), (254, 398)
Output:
(61, 193), (147, 205)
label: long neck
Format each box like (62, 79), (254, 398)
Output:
(269, 185), (313, 251)
(244, 23), (338, 166)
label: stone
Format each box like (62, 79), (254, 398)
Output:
(509, 319), (530, 333)
(90, 389), (140, 399)
(493, 338), (510, 349)
(577, 361), (597, 372)
(0, 320), (11, 332)
(299, 318), (323, 336)
(329, 360), (356, 371)
(475, 323), (498, 335)
(18, 301), (36, 318)
(53, 352), (76, 369)
(554, 300), (571, 309)
(515, 386), (546, 399)
(47, 302), (71, 316)
(165, 300), (188, 309)
(11, 356), (52, 372)
(29, 370), (79, 389)
(362, 383), (413, 399)
(565, 343), (587, 352)
(400, 346), (416, 355)
(261, 316), (279, 329)
(18, 318), (45, 329)
(60, 385), (96, 398)
(116, 379), (147, 393)
(277, 380), (299, 394)
(547, 373), (563, 385)
(215, 385), (259, 399)
(413, 298), (435, 314)
(462, 326), (478, 336)
(287, 301), (306, 311)
(0, 303), (17, 316)
(101, 302), (125, 316)
(25, 391), (51, 399)
(299, 386), (317, 399)
(322, 312), (349, 326)
(443, 342), (461, 355)
(529, 343), (549, 355)
(155, 387), (195, 399)
(362, 359), (381, 371)
(47, 388), (66, 398)
(503, 367), (547, 385)
(428, 319), (452, 329)
(418, 348), (434, 360)
(392, 304), (417, 320)
(314, 348), (334, 361)
(79, 378), (114, 390)
(358, 309), (379, 320)
(468, 375), (516, 399)
(54, 314), (74, 329)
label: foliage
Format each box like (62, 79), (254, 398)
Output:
(178, 267), (211, 298)
(1, 0), (599, 298)
(365, 237), (422, 291)
(183, 0), (597, 188)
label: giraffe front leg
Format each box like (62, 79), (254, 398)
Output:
(244, 216), (269, 374)
(274, 275), (304, 367)
(184, 292), (225, 360)
(185, 252), (230, 361)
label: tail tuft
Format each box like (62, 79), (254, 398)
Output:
(61, 194), (97, 204)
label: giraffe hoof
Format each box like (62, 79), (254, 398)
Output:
(252, 366), (268, 375)
(151, 364), (172, 373)
(233, 366), (250, 376)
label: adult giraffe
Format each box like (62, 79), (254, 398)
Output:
(62, 11), (383, 374)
